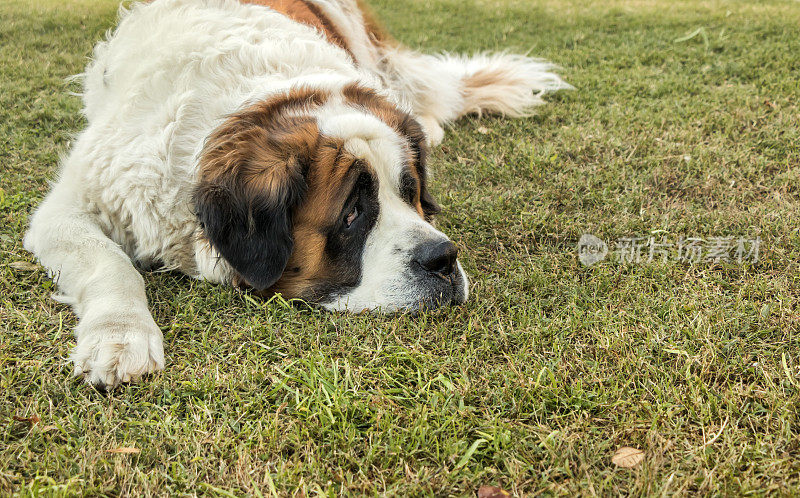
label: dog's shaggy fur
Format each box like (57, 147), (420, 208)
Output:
(24, 0), (571, 388)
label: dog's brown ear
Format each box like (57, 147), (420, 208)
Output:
(193, 112), (319, 291)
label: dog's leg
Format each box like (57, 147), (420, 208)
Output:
(24, 179), (165, 389)
(380, 50), (572, 144)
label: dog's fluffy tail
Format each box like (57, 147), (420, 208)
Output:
(380, 50), (573, 125)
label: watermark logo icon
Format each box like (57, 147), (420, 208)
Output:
(578, 234), (609, 267)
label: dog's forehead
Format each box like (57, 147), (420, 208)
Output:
(316, 108), (408, 193)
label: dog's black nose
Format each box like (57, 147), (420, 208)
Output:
(414, 240), (458, 277)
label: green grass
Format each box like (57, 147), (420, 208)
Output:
(2, 0), (800, 495)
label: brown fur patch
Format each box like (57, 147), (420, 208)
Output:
(462, 67), (528, 116)
(241, 0), (354, 58)
(270, 144), (371, 300)
(199, 87), (330, 190)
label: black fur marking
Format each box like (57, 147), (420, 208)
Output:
(194, 174), (307, 291)
(321, 169), (379, 291)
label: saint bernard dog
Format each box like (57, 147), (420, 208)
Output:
(24, 0), (571, 388)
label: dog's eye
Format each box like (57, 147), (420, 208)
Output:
(345, 205), (359, 228)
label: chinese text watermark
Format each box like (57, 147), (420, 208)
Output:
(578, 234), (760, 267)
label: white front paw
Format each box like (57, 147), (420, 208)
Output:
(70, 309), (165, 389)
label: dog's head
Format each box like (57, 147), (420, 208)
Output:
(194, 85), (468, 312)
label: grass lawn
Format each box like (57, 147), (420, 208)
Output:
(2, 0), (800, 495)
